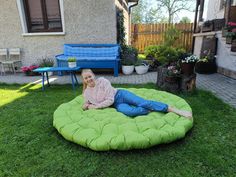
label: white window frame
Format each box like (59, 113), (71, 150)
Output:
(16, 0), (65, 36)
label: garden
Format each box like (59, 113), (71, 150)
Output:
(1, 7), (235, 177)
(119, 24), (218, 93)
(0, 83), (236, 176)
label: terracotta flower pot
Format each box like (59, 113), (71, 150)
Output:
(181, 63), (195, 76)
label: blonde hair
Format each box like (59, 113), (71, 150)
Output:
(81, 69), (95, 93)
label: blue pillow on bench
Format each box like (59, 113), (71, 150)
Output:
(56, 55), (117, 61)
(64, 46), (119, 58)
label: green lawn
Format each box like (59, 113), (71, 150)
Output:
(0, 83), (236, 177)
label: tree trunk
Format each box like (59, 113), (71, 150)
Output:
(180, 74), (196, 92)
(156, 66), (167, 87)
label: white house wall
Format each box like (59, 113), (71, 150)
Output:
(206, 0), (224, 20)
(216, 33), (236, 72)
(0, 0), (117, 65)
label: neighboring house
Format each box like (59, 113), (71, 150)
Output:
(193, 0), (236, 79)
(0, 0), (138, 66)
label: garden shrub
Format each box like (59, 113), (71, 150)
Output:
(144, 45), (178, 65)
(164, 27), (181, 47)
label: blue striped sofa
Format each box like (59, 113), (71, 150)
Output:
(56, 44), (120, 77)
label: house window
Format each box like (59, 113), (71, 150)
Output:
(23, 0), (62, 32)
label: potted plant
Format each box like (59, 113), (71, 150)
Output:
(213, 18), (225, 31)
(222, 22), (236, 37)
(226, 32), (236, 44)
(21, 65), (39, 76)
(121, 45), (138, 75)
(231, 29), (236, 52)
(227, 22), (236, 31)
(201, 20), (214, 32)
(181, 54), (199, 76)
(154, 46), (179, 87)
(135, 60), (149, 75)
(195, 50), (217, 74)
(121, 59), (135, 75)
(231, 39), (236, 52)
(165, 64), (181, 83)
(38, 57), (54, 76)
(68, 57), (77, 68)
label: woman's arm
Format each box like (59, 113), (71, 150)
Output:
(88, 78), (115, 109)
(88, 97), (114, 109)
(82, 93), (92, 110)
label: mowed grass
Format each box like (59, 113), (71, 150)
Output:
(0, 83), (236, 177)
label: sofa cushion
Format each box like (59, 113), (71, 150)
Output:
(64, 46), (119, 57)
(56, 55), (117, 61)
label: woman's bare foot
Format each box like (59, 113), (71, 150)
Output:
(168, 106), (193, 120)
(176, 110), (193, 119)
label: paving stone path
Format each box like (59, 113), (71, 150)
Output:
(0, 72), (235, 108)
(196, 73), (236, 108)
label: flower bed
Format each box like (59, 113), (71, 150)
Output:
(21, 65), (40, 76)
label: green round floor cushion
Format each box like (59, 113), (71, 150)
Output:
(53, 88), (193, 151)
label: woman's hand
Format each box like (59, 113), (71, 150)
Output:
(88, 104), (97, 109)
(82, 104), (89, 111)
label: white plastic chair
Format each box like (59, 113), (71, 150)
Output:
(0, 49), (8, 75)
(9, 48), (21, 61)
(0, 48), (22, 75)
(9, 48), (22, 72)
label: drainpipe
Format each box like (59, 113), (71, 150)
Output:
(128, 1), (139, 45)
(128, 1), (139, 14)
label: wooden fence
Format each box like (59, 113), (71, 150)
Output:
(131, 23), (194, 53)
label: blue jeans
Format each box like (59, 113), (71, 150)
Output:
(113, 89), (168, 117)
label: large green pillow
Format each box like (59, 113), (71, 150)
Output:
(53, 88), (193, 151)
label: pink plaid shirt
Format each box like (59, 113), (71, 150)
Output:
(83, 77), (117, 108)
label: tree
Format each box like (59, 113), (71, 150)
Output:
(179, 17), (192, 23)
(131, 0), (162, 24)
(144, 8), (160, 23)
(131, 0), (147, 24)
(159, 17), (169, 23)
(155, 0), (195, 23)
